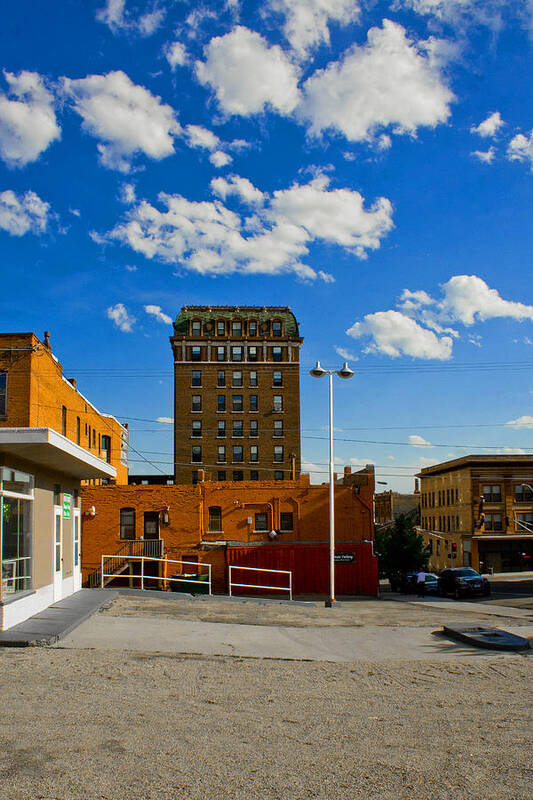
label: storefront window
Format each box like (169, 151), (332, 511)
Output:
(1, 467), (33, 599)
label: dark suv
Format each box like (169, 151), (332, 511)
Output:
(438, 567), (490, 600)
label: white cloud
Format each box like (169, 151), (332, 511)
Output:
(211, 175), (265, 205)
(439, 275), (533, 325)
(472, 147), (496, 164)
(0, 71), (60, 168)
(209, 150), (233, 168)
(347, 310), (453, 360)
(102, 174), (393, 279)
(96, 0), (165, 37)
(300, 20), (454, 144)
(125, 264), (137, 271)
(69, 207), (81, 217)
(119, 182), (136, 204)
(408, 434), (433, 447)
(144, 304), (173, 324)
(318, 270), (335, 283)
(395, 0), (508, 29)
(107, 302), (136, 332)
(185, 124), (220, 151)
(471, 111), (504, 138)
(63, 71), (180, 172)
(397, 288), (435, 312)
(0, 189), (50, 236)
(156, 416), (174, 424)
(507, 131), (533, 170)
(505, 415), (533, 430)
(196, 26), (301, 116)
(335, 346), (357, 361)
(266, 0), (360, 58)
(497, 446), (527, 455)
(165, 41), (189, 70)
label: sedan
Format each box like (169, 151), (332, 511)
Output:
(438, 568), (491, 600)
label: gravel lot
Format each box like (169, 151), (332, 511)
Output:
(2, 595), (532, 800)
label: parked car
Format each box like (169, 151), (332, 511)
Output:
(438, 567), (490, 599)
(401, 572), (440, 594)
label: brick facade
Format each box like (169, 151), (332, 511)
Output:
(0, 332), (128, 485)
(81, 468), (375, 593)
(170, 306), (302, 484)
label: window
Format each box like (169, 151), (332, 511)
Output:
(232, 371), (242, 387)
(101, 434), (111, 463)
(249, 371), (258, 387)
(76, 416), (81, 445)
(62, 405), (67, 436)
(217, 346), (226, 361)
(273, 370), (282, 387)
(192, 370), (202, 386)
(280, 512), (293, 531)
(274, 445), (284, 462)
(217, 471), (227, 482)
(232, 346), (243, 362)
(0, 372), (6, 416)
(232, 321), (242, 337)
(192, 420), (202, 437)
(232, 394), (243, 412)
(233, 470), (243, 481)
(273, 395), (283, 412)
(233, 420), (243, 437)
(437, 539), (441, 555)
(192, 395), (202, 412)
(250, 395), (258, 412)
(217, 395), (226, 412)
(515, 484), (533, 502)
(217, 320), (226, 336)
(217, 445), (226, 463)
(274, 420), (283, 437)
(1, 467), (33, 596)
(53, 483), (61, 505)
(483, 484), (501, 503)
(484, 512), (502, 531)
(250, 470), (259, 480)
(191, 320), (201, 336)
(248, 346), (258, 362)
(192, 445), (202, 463)
(217, 420), (226, 437)
(272, 320), (282, 337)
(233, 445), (243, 463)
(272, 347), (282, 362)
(93, 429), (96, 448)
(191, 346), (201, 362)
(274, 470), (284, 481)
(250, 420), (258, 437)
(255, 512), (268, 531)
(208, 506), (222, 532)
(516, 513), (533, 532)
(217, 370), (226, 387)
(249, 321), (257, 336)
(250, 445), (258, 462)
(120, 508), (135, 540)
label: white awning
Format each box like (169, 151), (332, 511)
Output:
(0, 428), (116, 480)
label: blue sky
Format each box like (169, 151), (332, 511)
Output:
(1, 0), (533, 489)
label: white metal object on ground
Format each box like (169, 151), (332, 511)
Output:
(228, 564), (292, 600)
(100, 556), (212, 594)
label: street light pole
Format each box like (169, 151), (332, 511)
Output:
(310, 361), (354, 606)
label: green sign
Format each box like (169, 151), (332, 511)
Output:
(63, 493), (72, 519)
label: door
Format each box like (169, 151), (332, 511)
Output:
(73, 508), (81, 591)
(143, 512), (159, 539)
(53, 506), (63, 601)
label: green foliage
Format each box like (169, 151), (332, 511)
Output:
(375, 514), (430, 580)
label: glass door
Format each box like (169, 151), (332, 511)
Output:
(53, 506), (63, 601)
(73, 508), (81, 591)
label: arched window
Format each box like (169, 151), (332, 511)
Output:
(208, 506), (222, 532)
(120, 508), (136, 540)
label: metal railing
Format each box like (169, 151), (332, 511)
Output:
(88, 539), (164, 588)
(228, 565), (292, 600)
(1, 556), (32, 602)
(100, 555), (212, 594)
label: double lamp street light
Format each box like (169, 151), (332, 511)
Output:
(310, 360), (354, 607)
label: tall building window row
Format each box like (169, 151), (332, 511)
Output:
(189, 318), (284, 338)
(187, 345), (289, 362)
(188, 369), (281, 388)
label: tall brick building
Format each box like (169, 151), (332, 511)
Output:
(170, 307), (302, 485)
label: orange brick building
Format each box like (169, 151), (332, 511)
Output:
(0, 332), (128, 485)
(81, 467), (378, 596)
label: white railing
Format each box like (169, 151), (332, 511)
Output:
(100, 556), (212, 594)
(1, 556), (32, 601)
(228, 565), (292, 600)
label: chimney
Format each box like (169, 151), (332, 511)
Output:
(67, 378), (77, 389)
(344, 466), (351, 476)
(44, 331), (51, 350)
(414, 478), (420, 494)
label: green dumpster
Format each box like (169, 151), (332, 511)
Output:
(170, 573), (209, 595)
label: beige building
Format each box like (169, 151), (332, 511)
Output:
(417, 455), (533, 573)
(170, 306), (302, 485)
